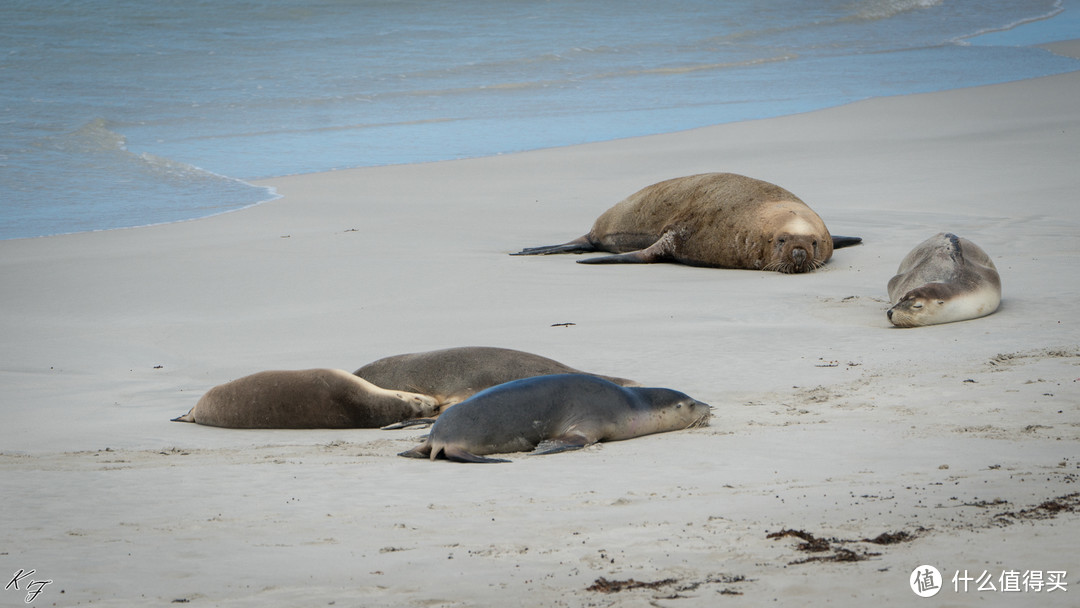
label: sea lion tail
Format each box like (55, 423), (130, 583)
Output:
(831, 235), (863, 249)
(171, 409), (196, 423)
(511, 235), (596, 256)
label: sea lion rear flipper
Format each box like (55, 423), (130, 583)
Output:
(578, 231), (676, 265)
(577, 250), (658, 264)
(381, 418), (437, 430)
(831, 235), (863, 249)
(171, 409), (196, 423)
(512, 235), (597, 256)
(443, 446), (510, 464)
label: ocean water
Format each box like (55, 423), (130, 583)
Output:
(2, 0), (1078, 240)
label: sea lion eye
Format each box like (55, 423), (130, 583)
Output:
(777, 238), (786, 245)
(912, 302), (924, 309)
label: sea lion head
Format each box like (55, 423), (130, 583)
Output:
(887, 283), (952, 328)
(757, 208), (833, 273)
(634, 388), (712, 430)
(766, 232), (825, 274)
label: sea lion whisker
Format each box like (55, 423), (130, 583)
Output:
(688, 414), (711, 428)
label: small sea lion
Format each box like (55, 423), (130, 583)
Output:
(887, 232), (1001, 327)
(354, 346), (639, 412)
(172, 369), (439, 428)
(399, 374), (710, 463)
(512, 172), (861, 273)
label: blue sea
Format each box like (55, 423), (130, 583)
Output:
(2, 0), (1078, 240)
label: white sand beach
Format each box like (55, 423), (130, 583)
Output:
(1, 44), (1078, 606)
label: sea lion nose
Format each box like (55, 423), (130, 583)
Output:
(792, 247), (807, 267)
(887, 308), (893, 320)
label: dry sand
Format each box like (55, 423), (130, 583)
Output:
(1, 48), (1078, 606)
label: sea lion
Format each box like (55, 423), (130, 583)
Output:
(354, 346), (639, 413)
(887, 233), (1001, 328)
(512, 172), (861, 273)
(172, 369), (439, 429)
(398, 374), (710, 463)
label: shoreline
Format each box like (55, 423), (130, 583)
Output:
(1, 52), (1078, 606)
(6, 44), (1080, 243)
(1040, 38), (1080, 57)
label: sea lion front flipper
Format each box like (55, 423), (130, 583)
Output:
(443, 446), (510, 464)
(943, 233), (964, 263)
(381, 418), (437, 430)
(397, 444), (433, 459)
(578, 231), (676, 265)
(530, 434), (592, 455)
(511, 235), (597, 256)
(831, 235), (863, 249)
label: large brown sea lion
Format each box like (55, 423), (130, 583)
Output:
(354, 346), (639, 412)
(887, 232), (1001, 327)
(173, 369), (439, 429)
(513, 172), (860, 273)
(399, 374), (710, 463)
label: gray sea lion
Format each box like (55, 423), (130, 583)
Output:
(354, 346), (639, 412)
(512, 172), (861, 273)
(172, 369), (439, 428)
(399, 374), (710, 463)
(887, 233), (1001, 328)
